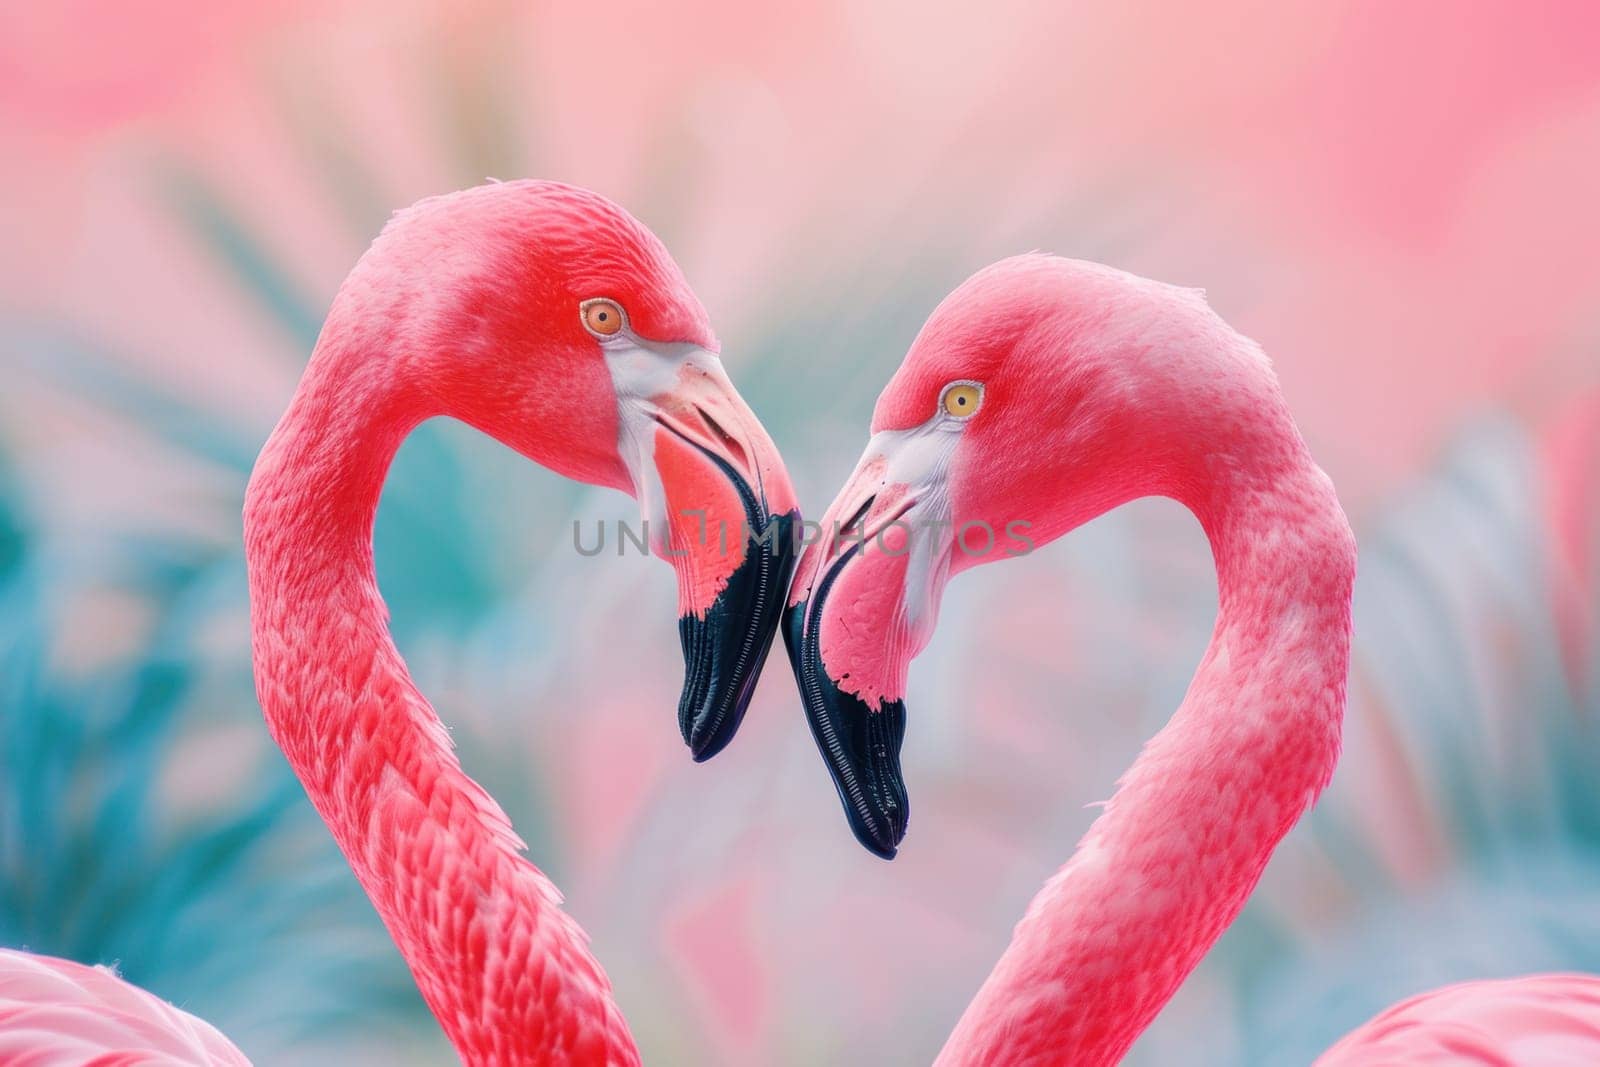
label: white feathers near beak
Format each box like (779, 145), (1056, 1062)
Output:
(602, 334), (725, 558)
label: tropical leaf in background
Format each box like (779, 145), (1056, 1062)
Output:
(0, 452), (444, 1062)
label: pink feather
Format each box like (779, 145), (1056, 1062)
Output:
(0, 949), (249, 1066)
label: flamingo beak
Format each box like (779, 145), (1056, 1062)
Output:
(782, 430), (957, 858)
(643, 356), (800, 761)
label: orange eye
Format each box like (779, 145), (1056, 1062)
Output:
(942, 383), (982, 418)
(582, 299), (625, 336)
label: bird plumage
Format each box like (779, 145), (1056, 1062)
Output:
(788, 254), (1600, 1065)
(0, 949), (249, 1067)
(1, 180), (795, 1064)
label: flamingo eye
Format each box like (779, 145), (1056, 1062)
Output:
(582, 298), (626, 337)
(941, 382), (983, 418)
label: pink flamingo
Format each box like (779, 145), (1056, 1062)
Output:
(783, 254), (1600, 1065)
(0, 950), (249, 1065)
(0, 180), (800, 1064)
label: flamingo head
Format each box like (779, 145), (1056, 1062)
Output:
(784, 254), (1256, 855)
(379, 182), (800, 760)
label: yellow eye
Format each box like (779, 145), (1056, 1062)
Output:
(582, 299), (625, 336)
(942, 383), (982, 418)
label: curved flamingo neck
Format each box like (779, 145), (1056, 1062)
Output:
(244, 345), (639, 1065)
(938, 429), (1356, 1067)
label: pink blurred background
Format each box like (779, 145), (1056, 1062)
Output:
(2, 1), (1598, 1063)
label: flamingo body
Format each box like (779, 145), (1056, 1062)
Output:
(0, 181), (797, 1064)
(0, 949), (249, 1066)
(784, 254), (1600, 1065)
(240, 180), (795, 1062)
(1314, 974), (1600, 1066)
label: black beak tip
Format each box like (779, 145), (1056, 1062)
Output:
(687, 718), (734, 762)
(847, 808), (904, 860)
(826, 702), (910, 860)
(676, 510), (800, 763)
(863, 840), (898, 861)
(788, 585), (912, 860)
